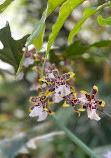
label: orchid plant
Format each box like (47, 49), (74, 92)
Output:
(0, 0), (111, 158)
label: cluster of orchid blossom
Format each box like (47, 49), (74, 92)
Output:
(29, 67), (105, 122)
(16, 47), (43, 80)
(16, 47), (106, 122)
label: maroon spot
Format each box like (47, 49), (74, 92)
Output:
(92, 89), (97, 95)
(85, 94), (90, 100)
(89, 103), (92, 108)
(99, 101), (102, 105)
(58, 91), (61, 95)
(91, 95), (94, 99)
(83, 105), (87, 109)
(31, 97), (36, 102)
(74, 99), (77, 103)
(31, 106), (34, 110)
(40, 95), (46, 100)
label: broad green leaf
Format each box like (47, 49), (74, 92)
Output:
(91, 40), (111, 47)
(63, 40), (88, 59)
(0, 0), (15, 13)
(26, 10), (47, 51)
(62, 40), (111, 59)
(0, 22), (29, 72)
(41, 0), (85, 76)
(68, 2), (111, 44)
(47, 0), (67, 17)
(98, 15), (111, 26)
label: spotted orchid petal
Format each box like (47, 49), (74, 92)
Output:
(40, 94), (46, 102)
(97, 100), (105, 107)
(36, 86), (43, 94)
(52, 69), (59, 78)
(45, 87), (55, 96)
(61, 72), (75, 81)
(39, 76), (54, 84)
(91, 85), (98, 95)
(48, 97), (54, 105)
(80, 90), (88, 95)
(70, 86), (75, 93)
(80, 90), (91, 101)
(29, 96), (40, 104)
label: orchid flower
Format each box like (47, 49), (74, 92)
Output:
(39, 69), (75, 103)
(29, 87), (54, 121)
(79, 86), (105, 121)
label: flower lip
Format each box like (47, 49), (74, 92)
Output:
(55, 85), (71, 98)
(29, 106), (48, 122)
(87, 108), (101, 121)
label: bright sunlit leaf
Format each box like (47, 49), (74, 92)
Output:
(68, 2), (111, 44)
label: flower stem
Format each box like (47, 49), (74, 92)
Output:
(50, 115), (100, 158)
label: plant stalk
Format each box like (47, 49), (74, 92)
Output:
(50, 115), (100, 158)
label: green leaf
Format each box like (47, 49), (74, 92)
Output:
(26, 10), (47, 51)
(63, 40), (88, 59)
(47, 0), (67, 16)
(61, 40), (111, 60)
(98, 15), (111, 26)
(91, 40), (111, 47)
(68, 2), (111, 44)
(41, 0), (85, 76)
(0, 0), (15, 13)
(0, 22), (29, 72)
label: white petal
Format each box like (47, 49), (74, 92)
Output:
(78, 98), (88, 105)
(29, 106), (43, 117)
(87, 108), (101, 121)
(55, 85), (71, 98)
(23, 58), (34, 67)
(37, 111), (48, 122)
(48, 73), (55, 78)
(53, 93), (63, 103)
